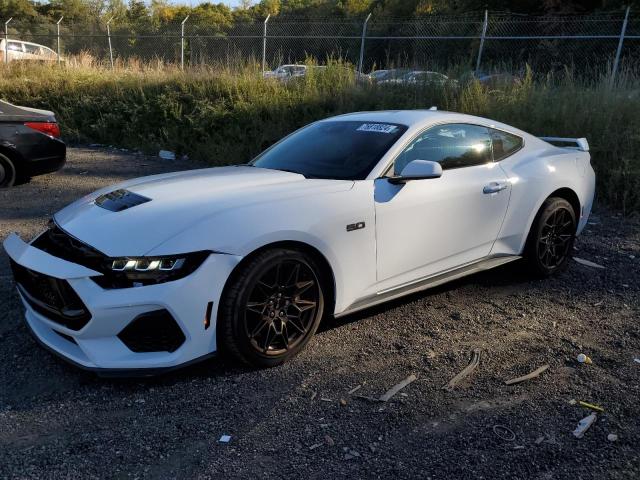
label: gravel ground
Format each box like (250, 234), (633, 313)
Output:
(0, 148), (639, 480)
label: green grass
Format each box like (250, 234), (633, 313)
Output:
(1, 60), (639, 213)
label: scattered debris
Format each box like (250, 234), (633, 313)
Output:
(535, 436), (545, 444)
(158, 150), (176, 160)
(339, 398), (348, 407)
(568, 399), (577, 405)
(577, 353), (593, 365)
(320, 398), (333, 402)
(379, 374), (417, 402)
(309, 443), (323, 450)
(504, 364), (550, 385)
(573, 257), (605, 269)
(573, 413), (597, 438)
(634, 358), (640, 364)
(607, 433), (618, 442)
(324, 435), (335, 447)
(513, 445), (525, 450)
(578, 401), (604, 413)
(593, 300), (604, 307)
(343, 449), (361, 460)
(218, 435), (232, 443)
(492, 425), (515, 442)
(310, 391), (317, 401)
(348, 384), (363, 395)
(442, 349), (480, 391)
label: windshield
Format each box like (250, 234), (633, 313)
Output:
(250, 121), (407, 180)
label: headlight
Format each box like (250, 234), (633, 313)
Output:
(92, 251), (210, 289)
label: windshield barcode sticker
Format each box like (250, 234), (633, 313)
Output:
(357, 123), (398, 134)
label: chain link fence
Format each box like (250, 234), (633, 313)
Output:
(3, 10), (640, 80)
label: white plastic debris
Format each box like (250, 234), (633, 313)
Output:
(607, 433), (618, 442)
(634, 358), (640, 364)
(577, 353), (593, 365)
(573, 413), (597, 438)
(159, 150), (176, 160)
(218, 435), (232, 443)
(573, 257), (605, 269)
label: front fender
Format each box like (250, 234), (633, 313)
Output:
(148, 181), (377, 314)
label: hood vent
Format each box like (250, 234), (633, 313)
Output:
(95, 189), (151, 212)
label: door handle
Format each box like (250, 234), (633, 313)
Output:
(483, 182), (509, 194)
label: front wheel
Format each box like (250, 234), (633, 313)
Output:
(218, 249), (325, 368)
(524, 197), (577, 277)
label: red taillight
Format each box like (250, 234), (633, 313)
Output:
(24, 122), (61, 138)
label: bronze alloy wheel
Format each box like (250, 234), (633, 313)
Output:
(218, 249), (325, 367)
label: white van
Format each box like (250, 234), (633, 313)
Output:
(0, 39), (58, 63)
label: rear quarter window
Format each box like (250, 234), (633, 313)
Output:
(491, 129), (523, 161)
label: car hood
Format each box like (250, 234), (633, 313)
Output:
(54, 166), (354, 257)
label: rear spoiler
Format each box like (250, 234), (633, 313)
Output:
(539, 136), (589, 152)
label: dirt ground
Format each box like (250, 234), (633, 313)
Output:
(0, 148), (638, 480)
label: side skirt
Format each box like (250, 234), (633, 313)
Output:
(335, 255), (521, 318)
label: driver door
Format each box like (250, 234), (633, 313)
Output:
(374, 123), (510, 288)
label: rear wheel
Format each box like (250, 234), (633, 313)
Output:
(0, 153), (16, 188)
(218, 249), (325, 368)
(524, 197), (576, 277)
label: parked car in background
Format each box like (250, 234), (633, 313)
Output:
(368, 69), (390, 81)
(458, 71), (522, 89)
(0, 39), (58, 63)
(263, 64), (307, 81)
(3, 110), (594, 374)
(379, 70), (457, 87)
(0, 100), (66, 187)
(369, 68), (411, 83)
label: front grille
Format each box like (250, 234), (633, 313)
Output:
(31, 224), (106, 273)
(10, 260), (91, 330)
(118, 310), (186, 353)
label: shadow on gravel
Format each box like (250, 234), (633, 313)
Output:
(321, 260), (543, 333)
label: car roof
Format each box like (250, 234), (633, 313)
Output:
(325, 110), (459, 127)
(324, 110), (535, 139)
(2, 39), (52, 49)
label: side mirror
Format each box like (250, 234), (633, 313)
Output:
(388, 160), (443, 184)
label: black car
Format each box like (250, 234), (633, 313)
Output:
(0, 100), (66, 187)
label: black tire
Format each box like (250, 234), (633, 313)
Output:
(218, 248), (325, 368)
(0, 152), (17, 188)
(524, 197), (577, 277)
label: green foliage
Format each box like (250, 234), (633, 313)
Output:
(0, 61), (638, 212)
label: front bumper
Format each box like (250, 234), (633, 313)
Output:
(3, 233), (241, 374)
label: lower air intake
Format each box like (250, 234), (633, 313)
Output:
(118, 310), (186, 353)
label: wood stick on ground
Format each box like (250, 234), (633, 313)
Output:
(442, 349), (481, 391)
(504, 364), (550, 385)
(379, 374), (417, 402)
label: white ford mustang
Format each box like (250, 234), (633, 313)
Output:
(4, 110), (595, 375)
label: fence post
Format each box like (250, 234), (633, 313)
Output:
(4, 18), (12, 64)
(181, 15), (189, 70)
(358, 13), (372, 77)
(475, 10), (488, 75)
(56, 16), (63, 65)
(106, 16), (115, 69)
(611, 6), (631, 87)
(262, 14), (271, 74)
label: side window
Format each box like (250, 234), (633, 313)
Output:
(490, 129), (523, 161)
(394, 123), (492, 175)
(24, 44), (42, 55)
(7, 42), (23, 52)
